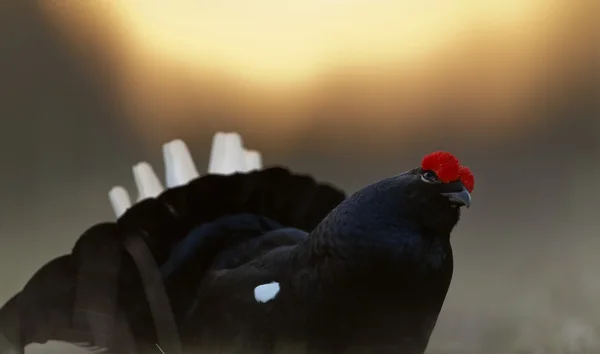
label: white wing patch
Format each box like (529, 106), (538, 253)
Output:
(108, 132), (263, 218)
(254, 282), (280, 303)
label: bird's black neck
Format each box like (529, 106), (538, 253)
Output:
(311, 178), (449, 246)
(294, 179), (454, 286)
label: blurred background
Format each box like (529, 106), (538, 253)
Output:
(0, 0), (598, 353)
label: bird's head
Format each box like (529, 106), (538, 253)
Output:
(313, 151), (475, 244)
(399, 151), (474, 234)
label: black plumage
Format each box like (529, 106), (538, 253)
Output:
(0, 161), (472, 354)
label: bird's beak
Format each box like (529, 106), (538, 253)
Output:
(441, 186), (471, 208)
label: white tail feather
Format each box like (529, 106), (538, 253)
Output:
(244, 150), (262, 172)
(207, 132), (227, 174)
(108, 133), (263, 218)
(108, 186), (132, 218)
(163, 139), (200, 188)
(208, 132), (247, 174)
(133, 162), (165, 201)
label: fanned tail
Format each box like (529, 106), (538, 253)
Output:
(116, 166), (345, 265)
(0, 135), (346, 354)
(1, 170), (345, 354)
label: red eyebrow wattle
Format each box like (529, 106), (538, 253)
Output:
(421, 151), (474, 191)
(458, 166), (474, 193)
(421, 151), (460, 183)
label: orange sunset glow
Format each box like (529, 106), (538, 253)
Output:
(39, 0), (586, 149)
(111, 0), (551, 84)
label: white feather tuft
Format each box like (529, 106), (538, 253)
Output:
(244, 150), (262, 172)
(108, 133), (263, 217)
(163, 139), (200, 188)
(208, 132), (227, 174)
(133, 162), (164, 201)
(108, 186), (132, 218)
(208, 132), (248, 174)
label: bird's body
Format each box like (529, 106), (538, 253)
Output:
(174, 222), (452, 354)
(0, 136), (474, 354)
(167, 171), (457, 354)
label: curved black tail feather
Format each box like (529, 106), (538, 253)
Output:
(117, 167), (346, 265)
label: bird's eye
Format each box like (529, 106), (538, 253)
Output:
(421, 171), (439, 183)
